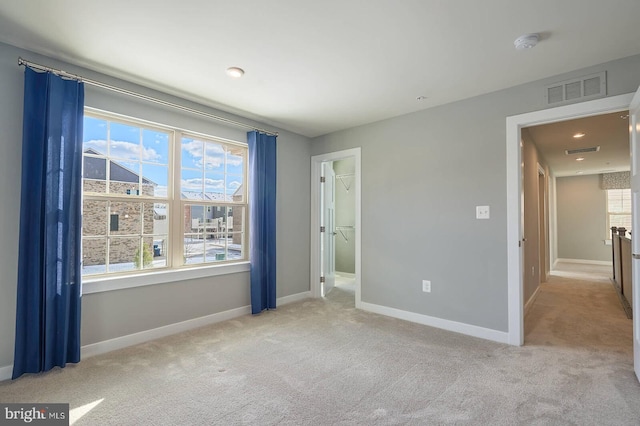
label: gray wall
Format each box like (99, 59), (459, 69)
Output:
(0, 41), (312, 368)
(333, 158), (355, 273)
(311, 54), (640, 332)
(521, 129), (550, 304)
(556, 174), (612, 262)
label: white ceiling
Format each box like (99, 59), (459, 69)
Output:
(1, 1), (640, 137)
(526, 111), (630, 177)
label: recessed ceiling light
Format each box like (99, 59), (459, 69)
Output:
(576, 157), (585, 161)
(226, 67), (245, 78)
(514, 33), (539, 50)
(573, 132), (586, 138)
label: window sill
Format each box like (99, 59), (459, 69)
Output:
(82, 261), (251, 295)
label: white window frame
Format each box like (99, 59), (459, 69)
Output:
(605, 188), (632, 239)
(82, 108), (250, 294)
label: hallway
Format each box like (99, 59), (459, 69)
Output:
(525, 261), (632, 351)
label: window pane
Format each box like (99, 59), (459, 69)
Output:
(109, 160), (141, 195)
(184, 234), (205, 265)
(110, 122), (140, 161)
(182, 138), (203, 169)
(83, 200), (107, 235)
(204, 142), (225, 172)
(82, 238), (106, 275)
(142, 164), (168, 197)
(204, 172), (225, 201)
(83, 116), (108, 155)
(141, 239), (156, 270)
(109, 201), (142, 235)
(227, 175), (244, 201)
(109, 237), (140, 272)
(227, 148), (244, 175)
(152, 236), (168, 268)
(142, 129), (169, 164)
(610, 214), (632, 230)
(608, 189), (631, 213)
(227, 233), (244, 260)
(83, 154), (108, 194)
(181, 169), (203, 198)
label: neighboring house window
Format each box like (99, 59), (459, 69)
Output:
(82, 110), (248, 277)
(606, 188), (632, 236)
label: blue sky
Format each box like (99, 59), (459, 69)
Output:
(83, 116), (244, 197)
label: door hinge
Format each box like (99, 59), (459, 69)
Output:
(320, 226), (325, 233)
(320, 276), (325, 283)
(320, 176), (326, 183)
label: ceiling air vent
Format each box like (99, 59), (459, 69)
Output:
(546, 72), (606, 105)
(565, 146), (600, 155)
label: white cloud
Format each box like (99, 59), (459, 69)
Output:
(228, 180), (241, 189)
(181, 178), (224, 191)
(182, 139), (243, 169)
(83, 139), (160, 162)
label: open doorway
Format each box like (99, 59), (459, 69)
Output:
(310, 148), (361, 307)
(521, 112), (632, 353)
(506, 93), (635, 346)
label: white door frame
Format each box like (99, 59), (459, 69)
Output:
(506, 93), (634, 345)
(310, 148), (362, 307)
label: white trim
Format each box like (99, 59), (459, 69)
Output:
(82, 262), (250, 294)
(277, 291), (311, 306)
(556, 258), (613, 266)
(506, 93), (634, 346)
(360, 302), (509, 344)
(524, 285), (541, 317)
(552, 258), (559, 270)
(81, 304), (251, 358)
(0, 290), (311, 382)
(0, 364), (12, 382)
(311, 148), (362, 308)
(82, 290), (309, 358)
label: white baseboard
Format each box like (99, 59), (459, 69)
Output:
(556, 258), (612, 266)
(359, 302), (509, 344)
(524, 285), (541, 317)
(0, 364), (12, 382)
(277, 291), (311, 306)
(82, 304), (252, 359)
(83, 291), (310, 359)
(1, 291), (314, 381)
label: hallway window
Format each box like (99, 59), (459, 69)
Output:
(606, 188), (631, 234)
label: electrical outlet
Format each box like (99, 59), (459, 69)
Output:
(531, 266), (535, 276)
(422, 280), (431, 293)
(476, 205), (490, 219)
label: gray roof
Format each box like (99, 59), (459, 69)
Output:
(83, 148), (155, 185)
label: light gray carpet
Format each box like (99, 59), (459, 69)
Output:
(1, 265), (640, 425)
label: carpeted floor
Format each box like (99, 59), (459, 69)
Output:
(1, 264), (639, 425)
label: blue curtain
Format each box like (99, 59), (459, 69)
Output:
(12, 68), (84, 379)
(247, 131), (277, 314)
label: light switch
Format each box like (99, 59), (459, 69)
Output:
(476, 205), (490, 219)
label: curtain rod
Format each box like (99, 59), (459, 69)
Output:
(18, 57), (278, 137)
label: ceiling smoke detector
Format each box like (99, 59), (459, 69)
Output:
(514, 34), (539, 50)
